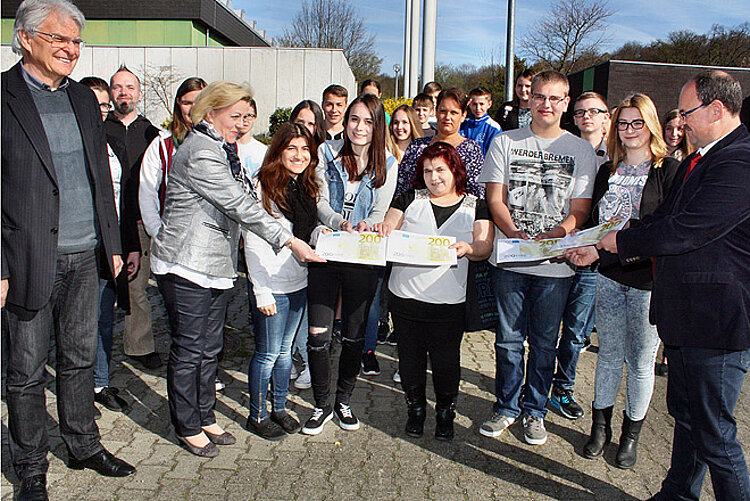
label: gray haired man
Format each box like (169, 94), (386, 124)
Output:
(2, 1), (136, 499)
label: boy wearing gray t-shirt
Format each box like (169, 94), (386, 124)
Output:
(478, 71), (597, 446)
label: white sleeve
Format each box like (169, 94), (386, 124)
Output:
(478, 134), (508, 185)
(139, 135), (165, 238)
(243, 232), (276, 308)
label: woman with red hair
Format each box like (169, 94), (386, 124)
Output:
(374, 142), (494, 441)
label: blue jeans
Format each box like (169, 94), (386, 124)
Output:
(491, 267), (572, 419)
(594, 275), (659, 420)
(94, 279), (117, 388)
(5, 250), (103, 479)
(248, 289), (306, 422)
(293, 307), (309, 365)
(656, 346), (750, 501)
(554, 267), (597, 391)
(363, 272), (385, 353)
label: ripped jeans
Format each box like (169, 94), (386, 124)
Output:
(306, 262), (380, 408)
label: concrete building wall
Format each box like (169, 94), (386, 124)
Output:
(1, 46), (356, 134)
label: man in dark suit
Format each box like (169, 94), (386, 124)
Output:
(1, 1), (136, 498)
(596, 70), (750, 500)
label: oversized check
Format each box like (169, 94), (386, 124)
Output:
(386, 230), (457, 266)
(550, 218), (627, 251)
(494, 238), (564, 263)
(315, 231), (386, 266)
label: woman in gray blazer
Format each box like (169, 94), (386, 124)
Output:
(150, 81), (322, 457)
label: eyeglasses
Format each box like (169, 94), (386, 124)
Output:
(30, 29), (85, 49)
(531, 93), (567, 106)
(573, 108), (607, 118)
(679, 103), (707, 120)
(98, 102), (113, 112)
(616, 119), (646, 131)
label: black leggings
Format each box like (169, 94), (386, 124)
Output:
(392, 310), (465, 400)
(306, 262), (380, 407)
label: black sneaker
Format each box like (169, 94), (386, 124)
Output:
(94, 387), (130, 412)
(376, 321), (391, 344)
(384, 331), (398, 346)
(301, 406), (333, 435)
(334, 402), (360, 431)
(549, 387), (584, 419)
(245, 416), (286, 441)
(129, 352), (162, 370)
(271, 410), (302, 434)
(361, 350), (381, 376)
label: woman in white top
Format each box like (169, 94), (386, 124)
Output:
(374, 142), (493, 440)
(244, 124), (319, 440)
(139, 77), (207, 239)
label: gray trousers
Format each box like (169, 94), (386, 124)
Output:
(5, 250), (104, 479)
(124, 224), (155, 356)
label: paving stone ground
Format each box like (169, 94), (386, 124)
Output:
(2, 279), (748, 500)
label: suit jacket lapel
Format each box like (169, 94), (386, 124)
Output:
(5, 63), (57, 186)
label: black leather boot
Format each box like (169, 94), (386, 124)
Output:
(434, 394), (456, 441)
(404, 385), (427, 437)
(615, 411), (644, 469)
(583, 405), (613, 459)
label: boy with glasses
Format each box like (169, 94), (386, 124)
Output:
(549, 92), (609, 421)
(478, 70), (597, 445)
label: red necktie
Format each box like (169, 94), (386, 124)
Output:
(683, 153), (702, 182)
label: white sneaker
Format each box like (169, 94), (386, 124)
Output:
(392, 370), (401, 383)
(479, 412), (515, 437)
(290, 364), (299, 380)
(295, 367), (311, 389)
(214, 377), (226, 392)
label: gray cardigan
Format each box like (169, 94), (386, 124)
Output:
(152, 131), (292, 279)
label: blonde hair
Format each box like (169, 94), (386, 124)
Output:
(607, 93), (667, 172)
(191, 81), (253, 125)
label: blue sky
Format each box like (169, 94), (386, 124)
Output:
(236, 0), (749, 73)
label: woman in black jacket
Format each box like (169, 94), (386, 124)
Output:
(493, 69), (535, 131)
(565, 94), (679, 469)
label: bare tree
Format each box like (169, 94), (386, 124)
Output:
(277, 0), (382, 82)
(140, 63), (183, 125)
(521, 0), (614, 74)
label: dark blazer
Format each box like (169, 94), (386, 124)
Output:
(617, 125), (750, 350)
(591, 157), (679, 290)
(1, 62), (122, 313)
(494, 101), (520, 131)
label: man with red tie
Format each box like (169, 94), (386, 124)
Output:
(595, 70), (750, 500)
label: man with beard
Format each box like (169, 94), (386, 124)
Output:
(104, 65), (161, 371)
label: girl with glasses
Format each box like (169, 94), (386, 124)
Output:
(564, 93), (679, 469)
